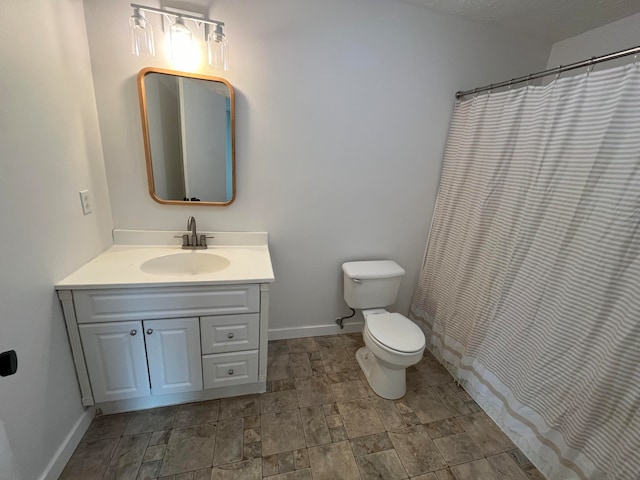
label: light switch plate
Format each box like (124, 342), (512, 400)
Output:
(79, 190), (92, 215)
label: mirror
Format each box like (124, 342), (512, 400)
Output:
(137, 67), (235, 206)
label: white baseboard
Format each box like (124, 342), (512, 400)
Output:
(268, 321), (364, 340)
(40, 406), (96, 480)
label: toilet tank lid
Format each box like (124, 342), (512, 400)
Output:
(342, 260), (405, 279)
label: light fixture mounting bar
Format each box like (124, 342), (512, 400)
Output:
(130, 3), (224, 27)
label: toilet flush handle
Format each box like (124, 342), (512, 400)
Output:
(353, 278), (363, 283)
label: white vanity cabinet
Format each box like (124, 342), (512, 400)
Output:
(78, 321), (151, 403)
(79, 317), (202, 403)
(57, 282), (269, 412)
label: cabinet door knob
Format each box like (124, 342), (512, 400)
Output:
(227, 332), (234, 339)
(130, 329), (137, 336)
(228, 369), (234, 375)
(146, 329), (153, 335)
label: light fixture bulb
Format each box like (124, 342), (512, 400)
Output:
(129, 8), (155, 57)
(207, 24), (229, 71)
(170, 17), (192, 60)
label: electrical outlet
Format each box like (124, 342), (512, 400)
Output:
(79, 190), (92, 215)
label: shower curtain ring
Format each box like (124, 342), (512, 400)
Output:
(587, 57), (596, 74)
(508, 79), (514, 90)
(526, 74), (533, 87)
(555, 65), (562, 81)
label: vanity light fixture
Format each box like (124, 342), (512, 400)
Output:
(128, 3), (229, 71)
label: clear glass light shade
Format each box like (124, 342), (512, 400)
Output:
(170, 18), (192, 60)
(129, 10), (155, 57)
(208, 27), (229, 71)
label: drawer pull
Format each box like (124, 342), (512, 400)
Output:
(227, 332), (234, 339)
(146, 329), (153, 335)
(130, 329), (137, 336)
(228, 369), (234, 375)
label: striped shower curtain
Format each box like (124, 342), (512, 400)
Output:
(410, 63), (640, 479)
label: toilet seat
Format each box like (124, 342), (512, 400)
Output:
(365, 313), (425, 353)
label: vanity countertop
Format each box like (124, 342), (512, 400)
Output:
(55, 230), (275, 290)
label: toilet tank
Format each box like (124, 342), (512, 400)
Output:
(342, 260), (406, 309)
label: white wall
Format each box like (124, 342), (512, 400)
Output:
(0, 1), (113, 479)
(547, 12), (640, 68)
(83, 0), (551, 336)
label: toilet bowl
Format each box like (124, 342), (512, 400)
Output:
(355, 309), (425, 399)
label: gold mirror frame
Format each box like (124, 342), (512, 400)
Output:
(137, 67), (236, 206)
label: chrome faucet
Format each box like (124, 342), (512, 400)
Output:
(187, 216), (198, 247)
(176, 216), (212, 249)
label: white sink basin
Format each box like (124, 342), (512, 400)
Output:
(140, 252), (230, 276)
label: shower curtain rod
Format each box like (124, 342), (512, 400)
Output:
(455, 44), (640, 99)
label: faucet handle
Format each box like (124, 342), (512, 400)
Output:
(173, 234), (189, 246)
(199, 234), (215, 247)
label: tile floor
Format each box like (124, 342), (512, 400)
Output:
(59, 333), (545, 479)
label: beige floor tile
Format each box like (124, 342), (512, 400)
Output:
(456, 412), (515, 456)
(218, 394), (260, 419)
(261, 410), (307, 456)
(404, 388), (454, 424)
(388, 425), (447, 476)
(432, 385), (473, 416)
(173, 400), (219, 428)
(268, 340), (289, 355)
(209, 458), (262, 479)
(262, 455), (279, 476)
(355, 449), (408, 479)
(329, 426), (349, 442)
(295, 376), (335, 407)
(125, 407), (177, 435)
(486, 452), (529, 479)
(159, 424), (216, 476)
(244, 427), (261, 443)
(331, 379), (369, 402)
(423, 417), (465, 439)
(370, 396), (407, 431)
(412, 473), (438, 480)
(278, 451), (295, 473)
(269, 469), (313, 480)
(450, 458), (498, 480)
(136, 460), (162, 480)
(290, 353), (313, 378)
(350, 432), (394, 457)
(287, 337), (318, 353)
(83, 413), (133, 441)
(300, 405), (332, 447)
(337, 398), (386, 439)
(261, 390), (299, 413)
(212, 418), (244, 466)
(293, 448), (309, 469)
(434, 468), (456, 480)
(308, 440), (360, 480)
(433, 432), (484, 466)
(243, 441), (261, 459)
(59, 438), (119, 480)
(149, 430), (171, 446)
(267, 354), (293, 381)
(142, 444), (165, 463)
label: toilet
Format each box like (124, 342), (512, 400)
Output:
(342, 260), (426, 399)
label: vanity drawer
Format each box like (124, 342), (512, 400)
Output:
(201, 313), (259, 354)
(74, 284), (260, 323)
(202, 350), (258, 389)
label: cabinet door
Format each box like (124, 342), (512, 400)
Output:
(79, 321), (150, 403)
(144, 317), (203, 396)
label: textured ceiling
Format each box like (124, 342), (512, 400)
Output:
(399, 0), (640, 42)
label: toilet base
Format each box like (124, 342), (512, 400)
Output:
(356, 346), (407, 400)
